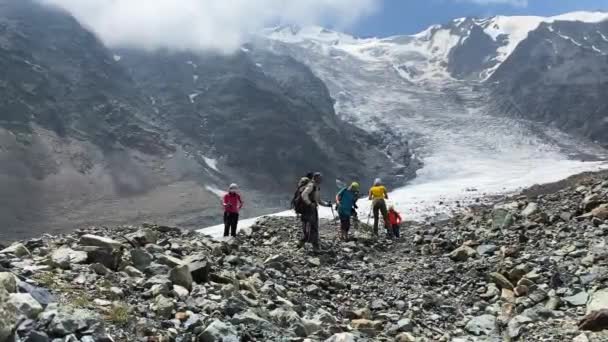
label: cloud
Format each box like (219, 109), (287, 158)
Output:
(37, 0), (379, 53)
(459, 0), (528, 7)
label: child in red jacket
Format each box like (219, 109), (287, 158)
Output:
(387, 205), (402, 239)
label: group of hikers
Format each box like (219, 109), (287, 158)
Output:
(221, 173), (403, 252)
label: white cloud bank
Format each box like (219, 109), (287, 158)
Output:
(37, 0), (379, 53)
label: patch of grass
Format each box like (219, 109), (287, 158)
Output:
(106, 302), (132, 326)
(33, 272), (57, 288)
(70, 294), (92, 308)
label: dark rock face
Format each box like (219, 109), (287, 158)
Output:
(489, 21), (608, 146)
(447, 21), (503, 80)
(117, 48), (395, 191)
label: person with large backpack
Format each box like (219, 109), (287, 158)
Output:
(335, 182), (360, 240)
(368, 178), (389, 237)
(298, 172), (331, 251)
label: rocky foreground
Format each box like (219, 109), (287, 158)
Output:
(1, 172), (608, 342)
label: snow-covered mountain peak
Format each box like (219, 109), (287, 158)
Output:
(262, 11), (608, 82)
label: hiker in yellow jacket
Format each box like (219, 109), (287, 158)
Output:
(368, 178), (389, 236)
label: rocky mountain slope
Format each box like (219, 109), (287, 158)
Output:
(489, 20), (608, 147)
(0, 0), (402, 240)
(0, 171), (607, 341)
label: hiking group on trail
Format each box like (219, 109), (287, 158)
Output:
(221, 173), (403, 248)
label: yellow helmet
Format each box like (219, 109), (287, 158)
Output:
(350, 182), (360, 191)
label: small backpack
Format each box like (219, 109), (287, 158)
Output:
(291, 177), (311, 214)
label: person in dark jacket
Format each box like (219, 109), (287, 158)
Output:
(223, 183), (243, 237)
(336, 182), (360, 240)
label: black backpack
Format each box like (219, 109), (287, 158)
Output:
(291, 178), (311, 214)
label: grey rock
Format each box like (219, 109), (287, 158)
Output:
(397, 318), (414, 332)
(465, 314), (498, 336)
(22, 330), (50, 342)
(507, 314), (533, 339)
(189, 260), (211, 283)
(151, 295), (174, 319)
(0, 243), (31, 258)
(157, 254), (183, 268)
(126, 229), (159, 246)
(79, 235), (122, 250)
(449, 245), (477, 261)
(50, 248), (88, 269)
(521, 203), (539, 217)
(145, 263), (171, 276)
(232, 309), (270, 326)
(269, 308), (301, 327)
(370, 298), (388, 310)
(89, 263), (110, 275)
(564, 291), (589, 306)
(9, 293), (43, 319)
(85, 247), (122, 271)
(582, 194), (602, 212)
(48, 308), (102, 337)
(170, 264), (193, 291)
(131, 248), (153, 272)
(476, 244), (498, 256)
(144, 275), (172, 289)
(0, 287), (17, 342)
(0, 272), (17, 293)
(172, 285), (190, 299)
(197, 320), (238, 342)
(492, 208), (514, 230)
(123, 265), (144, 278)
(587, 288), (608, 314)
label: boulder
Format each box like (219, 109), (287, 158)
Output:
(197, 320), (238, 342)
(476, 244), (498, 256)
(489, 272), (514, 290)
(0, 287), (16, 342)
(449, 245), (477, 262)
(465, 314), (498, 336)
(84, 247), (122, 271)
(564, 291), (588, 306)
(492, 208), (514, 230)
(582, 194), (602, 212)
(521, 203), (539, 217)
(50, 248), (87, 269)
(579, 309), (608, 332)
(9, 293), (43, 319)
(157, 254), (183, 268)
(169, 265), (193, 291)
(269, 308), (301, 327)
(0, 272), (17, 293)
(0, 243), (31, 258)
(189, 260), (211, 283)
(151, 295), (174, 319)
(47, 307), (103, 337)
(123, 265), (144, 278)
(131, 249), (153, 272)
(125, 229), (159, 246)
(587, 288), (608, 314)
(79, 235), (122, 250)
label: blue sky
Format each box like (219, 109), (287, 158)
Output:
(349, 0), (608, 37)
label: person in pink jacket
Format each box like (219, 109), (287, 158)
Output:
(223, 183), (243, 237)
